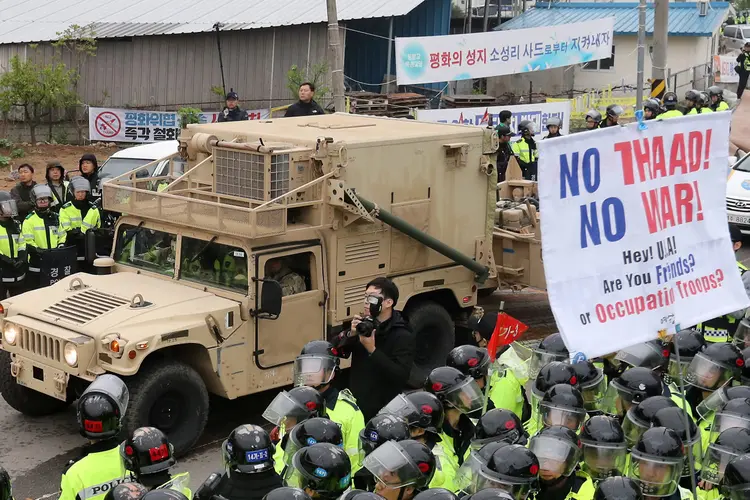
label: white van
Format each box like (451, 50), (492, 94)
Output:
(98, 140), (182, 182)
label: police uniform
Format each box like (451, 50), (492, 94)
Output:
(320, 387), (366, 472)
(22, 208), (66, 287)
(0, 218), (25, 296)
(536, 471), (595, 500)
(696, 261), (749, 341)
(687, 108), (714, 114)
(510, 138), (539, 181)
(59, 442), (131, 500)
(487, 357), (528, 420)
(60, 201), (101, 264)
(436, 415), (474, 494)
(712, 101), (730, 112)
(428, 442), (453, 491)
(658, 110), (685, 119)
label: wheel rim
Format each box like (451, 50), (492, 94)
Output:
(149, 391), (184, 431)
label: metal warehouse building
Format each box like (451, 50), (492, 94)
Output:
(0, 0), (450, 110)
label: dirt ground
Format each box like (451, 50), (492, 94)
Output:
(0, 143), (121, 190)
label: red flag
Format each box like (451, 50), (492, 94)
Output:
(480, 108), (490, 124)
(458, 112), (464, 124)
(487, 312), (529, 362)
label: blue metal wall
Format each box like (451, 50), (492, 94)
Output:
(344, 0), (451, 94)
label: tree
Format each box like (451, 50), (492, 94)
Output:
(287, 62), (331, 100)
(0, 54), (77, 144)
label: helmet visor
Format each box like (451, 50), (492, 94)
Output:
(0, 199), (18, 218)
(262, 391), (305, 426)
(377, 394), (420, 426)
(471, 427), (525, 450)
(293, 355), (337, 388)
(734, 320), (750, 350)
(82, 374), (130, 419)
(609, 105), (625, 117)
(601, 380), (642, 417)
(476, 468), (537, 500)
(456, 452), (486, 494)
(539, 402), (586, 432)
(529, 435), (581, 478)
(581, 442), (628, 480)
(628, 450), (684, 497)
(444, 378), (484, 415)
(696, 384), (731, 421)
(710, 412), (750, 442)
(686, 352), (734, 391)
(581, 370), (608, 411)
(667, 358), (691, 384)
(622, 409), (651, 447)
(155, 472), (191, 493)
(283, 455), (351, 494)
(528, 348), (568, 379)
(363, 440), (422, 488)
(615, 342), (664, 370)
(702, 443), (739, 485)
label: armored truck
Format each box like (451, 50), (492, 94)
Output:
(0, 114), (503, 454)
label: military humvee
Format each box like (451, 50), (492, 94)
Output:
(0, 113), (504, 455)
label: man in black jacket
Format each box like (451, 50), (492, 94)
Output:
(333, 277), (415, 420)
(496, 124), (514, 186)
(10, 164), (36, 220)
(218, 89), (249, 123)
(284, 82), (325, 117)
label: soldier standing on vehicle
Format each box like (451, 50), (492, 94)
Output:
(218, 90), (249, 123)
(265, 257), (306, 296)
(22, 184), (66, 289)
(284, 83), (325, 117)
(121, 427), (191, 497)
(60, 176), (101, 266)
(60, 375), (131, 500)
(0, 192), (26, 297)
(10, 164), (36, 220)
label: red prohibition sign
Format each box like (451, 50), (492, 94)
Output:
(95, 111), (121, 138)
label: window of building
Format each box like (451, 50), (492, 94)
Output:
(115, 225), (177, 277)
(582, 46), (616, 71)
(180, 236), (249, 292)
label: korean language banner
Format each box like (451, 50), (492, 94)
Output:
(395, 18), (615, 85)
(416, 101), (571, 135)
(89, 107), (270, 143)
(537, 114), (749, 360)
(713, 54), (740, 83)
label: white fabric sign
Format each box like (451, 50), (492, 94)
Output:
(395, 18), (615, 85)
(416, 101), (572, 135)
(713, 55), (740, 83)
(538, 114), (749, 359)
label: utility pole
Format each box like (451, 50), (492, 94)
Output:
(636, 0), (646, 110)
(651, 0), (669, 99)
(326, 0), (346, 113)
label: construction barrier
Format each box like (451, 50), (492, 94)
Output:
(547, 86), (637, 119)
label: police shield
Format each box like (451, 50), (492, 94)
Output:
(39, 246), (78, 287)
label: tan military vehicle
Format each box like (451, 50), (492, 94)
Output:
(0, 113), (519, 454)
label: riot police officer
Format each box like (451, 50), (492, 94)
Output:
(667, 330), (706, 387)
(585, 110), (602, 130)
(572, 360), (607, 415)
(283, 443), (351, 499)
(644, 99), (662, 120)
(60, 176), (101, 266)
(120, 427), (189, 496)
(689, 92), (714, 114)
(60, 375), (130, 500)
(658, 92), (683, 119)
(355, 414), (410, 490)
(103, 482), (148, 500)
(602, 367), (664, 418)
(264, 386), (327, 433)
(528, 362), (580, 435)
(475, 444), (540, 500)
(599, 104), (624, 128)
(0, 192), (25, 297)
(379, 391), (444, 444)
(627, 428), (685, 499)
(622, 396), (678, 447)
(22, 184), (66, 289)
(685, 343), (744, 394)
(594, 477), (643, 500)
(721, 453), (750, 497)
(530, 425), (594, 500)
(0, 465), (12, 500)
(650, 407), (701, 483)
(263, 488), (312, 500)
(700, 427), (750, 495)
(708, 86), (730, 112)
(472, 409), (527, 449)
(684, 89), (700, 114)
(543, 117), (563, 139)
(529, 333), (570, 380)
(538, 384), (587, 433)
(362, 440), (435, 500)
(580, 415), (628, 480)
(281, 419), (344, 474)
(196, 424), (282, 500)
(294, 341), (365, 470)
(456, 441), (510, 495)
(510, 121), (538, 181)
(614, 340), (670, 373)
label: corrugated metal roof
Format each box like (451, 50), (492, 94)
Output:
(0, 0), (430, 44)
(497, 2), (729, 36)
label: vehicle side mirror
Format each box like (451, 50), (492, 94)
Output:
(256, 279), (283, 319)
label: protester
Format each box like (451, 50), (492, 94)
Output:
(284, 83), (325, 117)
(10, 164), (36, 220)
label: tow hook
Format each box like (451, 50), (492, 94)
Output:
(9, 359), (21, 377)
(54, 372), (69, 394)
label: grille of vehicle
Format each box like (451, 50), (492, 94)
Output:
(19, 327), (62, 362)
(727, 197), (750, 214)
(343, 284), (364, 309)
(43, 289), (130, 325)
(214, 148), (290, 202)
(345, 240), (380, 264)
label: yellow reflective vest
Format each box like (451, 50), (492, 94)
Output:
(658, 110), (685, 120)
(59, 446), (131, 500)
(59, 202), (101, 234)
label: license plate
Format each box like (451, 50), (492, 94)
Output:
(16, 359), (67, 401)
(729, 214), (750, 225)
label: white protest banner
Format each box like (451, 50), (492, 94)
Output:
(538, 114), (749, 359)
(713, 54), (740, 83)
(395, 18), (614, 85)
(416, 101), (571, 135)
(199, 109), (269, 123)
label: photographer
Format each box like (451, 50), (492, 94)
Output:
(333, 277), (416, 420)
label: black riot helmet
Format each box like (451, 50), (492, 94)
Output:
(628, 428), (684, 497)
(120, 427), (176, 479)
(104, 483), (148, 500)
(651, 407), (701, 478)
(529, 425), (583, 480)
(529, 333), (569, 379)
(294, 340), (341, 388)
(362, 439), (436, 492)
(447, 345), (491, 380)
(667, 330), (706, 383)
(606, 104), (624, 119)
(540, 384), (586, 432)
(722, 454), (750, 498)
(338, 492), (386, 500)
(730, 387), (750, 400)
(686, 342), (744, 391)
(580, 415), (628, 480)
(462, 489), (515, 500)
(285, 418), (344, 467)
(703, 428), (750, 485)
(425, 366), (483, 416)
(222, 424), (275, 474)
(283, 443), (352, 499)
(477, 444), (540, 500)
(533, 361), (579, 399)
(594, 477), (644, 500)
(697, 385), (750, 421)
(644, 99), (661, 115)
(572, 360), (607, 411)
(77, 374), (130, 440)
(455, 441), (514, 494)
(0, 466), (10, 500)
(359, 414), (410, 458)
(473, 409), (527, 448)
(140, 491), (188, 500)
(614, 340), (670, 372)
(623, 396), (678, 447)
(711, 399), (750, 443)
(380, 391), (444, 436)
(263, 488), (312, 500)
(603, 367), (663, 417)
(663, 92), (678, 109)
(263, 386), (327, 426)
(685, 89), (700, 103)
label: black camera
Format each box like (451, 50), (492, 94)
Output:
(357, 295), (383, 337)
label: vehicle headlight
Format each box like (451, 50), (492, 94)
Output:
(3, 324), (17, 345)
(64, 343), (78, 367)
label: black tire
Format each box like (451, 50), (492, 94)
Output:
(123, 360), (209, 457)
(0, 350), (70, 416)
(405, 302), (455, 389)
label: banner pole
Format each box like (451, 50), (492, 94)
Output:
(670, 329), (699, 500)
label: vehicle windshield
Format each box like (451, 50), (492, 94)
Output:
(115, 224), (176, 277)
(734, 154), (750, 173)
(180, 237), (248, 293)
(99, 158), (159, 180)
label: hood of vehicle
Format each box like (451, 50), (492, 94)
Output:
(727, 168), (750, 201)
(4, 273), (240, 339)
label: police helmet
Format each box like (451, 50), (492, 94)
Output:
(463, 489), (515, 500)
(529, 425), (582, 480)
(603, 367), (663, 417)
(546, 117), (562, 128)
(614, 340), (670, 372)
(359, 414), (410, 459)
(103, 483), (148, 500)
(77, 374), (129, 440)
(572, 360), (607, 410)
(730, 387), (750, 401)
(529, 333), (570, 379)
(0, 192), (17, 219)
(698, 384), (750, 421)
(628, 427), (684, 497)
(285, 418), (344, 466)
(580, 415), (628, 480)
(496, 124), (513, 137)
(518, 120), (534, 135)
(540, 384), (586, 432)
(477, 444), (540, 499)
(263, 488), (312, 500)
(606, 104), (625, 118)
(0, 466), (10, 500)
(708, 85), (724, 98)
(685, 342), (744, 391)
(651, 407), (700, 477)
(338, 491), (385, 500)
(644, 100), (661, 114)
(663, 92), (678, 109)
(722, 454), (750, 495)
(222, 424), (275, 474)
(703, 428), (750, 485)
(121, 427), (176, 479)
(585, 109), (603, 123)
(294, 341), (340, 388)
(363, 439), (436, 492)
(711, 399), (750, 444)
(70, 175), (91, 195)
(30, 184), (53, 208)
(262, 386), (327, 426)
(685, 89), (701, 102)
(283, 443), (352, 499)
(668, 330), (706, 382)
(140, 491), (188, 500)
(473, 409), (527, 448)
(447, 345), (491, 380)
(425, 367), (483, 416)
(380, 391), (444, 436)
(698, 92), (710, 106)
(412, 489), (458, 500)
(594, 477), (643, 500)
(623, 396), (678, 446)
(533, 361), (579, 398)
